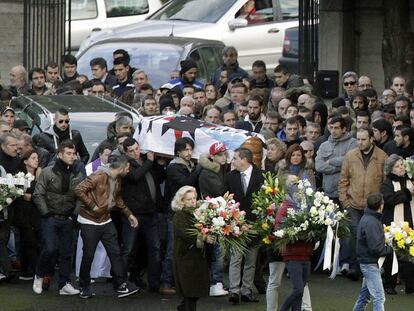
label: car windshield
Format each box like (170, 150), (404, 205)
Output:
(77, 42), (183, 88)
(11, 95), (139, 155)
(150, 0), (237, 23)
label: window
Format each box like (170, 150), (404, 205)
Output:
(235, 0), (274, 25)
(189, 50), (206, 83)
(70, 0), (98, 20)
(279, 0), (299, 20)
(150, 0), (237, 23)
(105, 0), (149, 18)
(198, 47), (221, 79)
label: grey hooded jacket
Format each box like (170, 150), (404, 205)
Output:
(315, 132), (357, 198)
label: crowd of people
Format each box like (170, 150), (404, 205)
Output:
(0, 44), (414, 310)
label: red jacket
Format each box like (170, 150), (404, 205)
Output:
(275, 199), (313, 262)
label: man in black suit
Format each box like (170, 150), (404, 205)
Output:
(224, 147), (263, 304)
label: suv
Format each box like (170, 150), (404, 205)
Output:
(67, 0), (162, 51)
(77, 0), (299, 71)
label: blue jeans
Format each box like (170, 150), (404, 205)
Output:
(279, 261), (311, 311)
(353, 263), (385, 311)
(121, 213), (161, 289)
(210, 243), (224, 285)
(160, 217), (174, 287)
(36, 217), (74, 288)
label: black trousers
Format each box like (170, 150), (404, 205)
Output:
(0, 220), (11, 275)
(79, 221), (126, 289)
(177, 297), (199, 311)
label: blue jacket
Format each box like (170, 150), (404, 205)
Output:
(165, 77), (204, 90)
(356, 208), (393, 264)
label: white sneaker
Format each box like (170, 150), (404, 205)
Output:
(210, 282), (228, 297)
(33, 275), (43, 294)
(0, 273), (6, 282)
(59, 283), (80, 295)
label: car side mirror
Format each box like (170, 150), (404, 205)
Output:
(228, 18), (248, 30)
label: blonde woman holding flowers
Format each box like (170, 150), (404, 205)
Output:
(380, 154), (414, 295)
(172, 186), (215, 311)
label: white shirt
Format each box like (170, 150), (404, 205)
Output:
(241, 164), (253, 189)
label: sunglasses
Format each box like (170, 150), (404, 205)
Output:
(303, 149), (313, 153)
(343, 81), (356, 86)
(58, 119), (69, 124)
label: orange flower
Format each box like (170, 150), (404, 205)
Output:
(223, 225), (232, 236)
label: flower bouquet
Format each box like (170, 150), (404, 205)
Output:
(190, 193), (254, 256)
(273, 179), (348, 248)
(0, 172), (35, 212)
(384, 222), (414, 263)
(251, 172), (287, 245)
(403, 158), (414, 179)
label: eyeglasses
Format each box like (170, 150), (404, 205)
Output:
(303, 150), (313, 153)
(58, 119), (69, 124)
(343, 81), (356, 86)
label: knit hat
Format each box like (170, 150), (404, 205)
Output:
(209, 142), (227, 156)
(180, 59), (197, 75)
(159, 94), (176, 114)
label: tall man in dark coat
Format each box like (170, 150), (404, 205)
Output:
(224, 147), (264, 304)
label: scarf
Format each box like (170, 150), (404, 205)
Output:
(392, 179), (414, 226)
(53, 158), (73, 194)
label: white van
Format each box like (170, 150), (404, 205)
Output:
(67, 0), (162, 51)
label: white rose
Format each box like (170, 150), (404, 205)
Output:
(322, 196), (330, 204)
(324, 218), (333, 226)
(274, 230), (284, 238)
(310, 206), (317, 215)
(16, 172), (25, 178)
(297, 183), (304, 190)
(233, 226), (240, 235)
(314, 199), (321, 207)
(305, 188), (314, 196)
(17, 189), (24, 195)
(6, 173), (13, 179)
(6, 198), (13, 205)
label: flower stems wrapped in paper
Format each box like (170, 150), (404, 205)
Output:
(189, 192), (255, 256)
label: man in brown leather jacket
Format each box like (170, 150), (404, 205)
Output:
(75, 154), (139, 299)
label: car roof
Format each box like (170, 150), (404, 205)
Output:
(81, 36), (224, 55)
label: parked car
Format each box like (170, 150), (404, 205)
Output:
(278, 26), (299, 73)
(76, 36), (225, 88)
(10, 95), (140, 155)
(67, 0), (162, 51)
(77, 0), (299, 72)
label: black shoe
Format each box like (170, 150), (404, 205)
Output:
(19, 272), (34, 281)
(384, 288), (397, 295)
(116, 283), (140, 298)
(346, 269), (359, 281)
(133, 277), (147, 288)
(79, 286), (95, 299)
(241, 293), (259, 303)
(229, 293), (240, 304)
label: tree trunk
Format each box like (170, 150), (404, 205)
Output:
(382, 0), (414, 87)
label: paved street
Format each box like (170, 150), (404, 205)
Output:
(1, 273), (413, 311)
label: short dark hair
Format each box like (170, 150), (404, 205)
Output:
(395, 96), (410, 106)
(29, 67), (45, 81)
(57, 107), (69, 116)
(123, 137), (138, 151)
(113, 57), (129, 67)
(174, 137), (194, 155)
(58, 139), (76, 153)
(248, 94), (264, 106)
(295, 115), (307, 128)
(252, 60), (266, 70)
(284, 117), (299, 128)
(394, 114), (411, 126)
(273, 64), (289, 74)
(45, 61), (59, 70)
(363, 88), (378, 98)
(108, 154), (129, 169)
(234, 147), (253, 164)
(98, 142), (114, 155)
(90, 57), (108, 70)
(357, 110), (371, 123)
(372, 118), (393, 137)
(62, 54), (77, 66)
(90, 79), (106, 91)
(266, 111), (283, 123)
(395, 125), (413, 140)
(113, 49), (130, 62)
(367, 192), (383, 210)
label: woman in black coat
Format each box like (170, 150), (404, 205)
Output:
(171, 186), (215, 311)
(380, 154), (414, 295)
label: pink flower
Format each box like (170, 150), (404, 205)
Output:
(240, 210), (246, 216)
(201, 228), (209, 235)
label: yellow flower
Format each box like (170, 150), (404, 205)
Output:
(262, 237), (271, 244)
(265, 187), (273, 194)
(402, 222), (410, 232)
(410, 246), (414, 257)
(397, 239), (406, 249)
(262, 222), (270, 231)
(395, 231), (404, 241)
